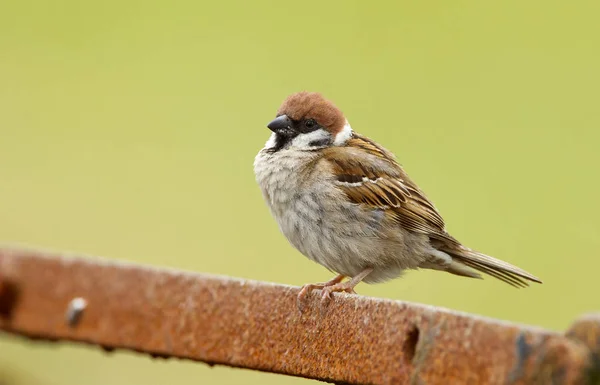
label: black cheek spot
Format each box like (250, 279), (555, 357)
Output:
(308, 138), (331, 147)
(267, 133), (297, 153)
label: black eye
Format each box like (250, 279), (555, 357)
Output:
(305, 119), (316, 128)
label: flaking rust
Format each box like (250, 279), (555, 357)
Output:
(0, 247), (597, 385)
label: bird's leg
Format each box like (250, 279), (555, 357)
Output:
(321, 267), (373, 303)
(297, 274), (345, 308)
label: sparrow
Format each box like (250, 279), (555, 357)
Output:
(254, 91), (542, 304)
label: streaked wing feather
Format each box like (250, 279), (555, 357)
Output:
(324, 133), (450, 241)
(321, 132), (542, 286)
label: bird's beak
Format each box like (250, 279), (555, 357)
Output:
(267, 115), (295, 136)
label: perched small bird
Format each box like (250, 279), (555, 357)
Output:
(254, 92), (541, 303)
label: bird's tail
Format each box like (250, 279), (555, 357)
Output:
(442, 247), (542, 288)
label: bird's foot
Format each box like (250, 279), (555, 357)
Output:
(297, 274), (345, 310)
(320, 282), (358, 304)
(297, 268), (374, 311)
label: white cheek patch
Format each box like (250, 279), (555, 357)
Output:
(333, 120), (353, 146)
(290, 128), (332, 149)
(264, 132), (277, 149)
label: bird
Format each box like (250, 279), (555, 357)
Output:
(253, 91), (542, 304)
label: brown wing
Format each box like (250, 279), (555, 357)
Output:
(322, 133), (542, 287)
(323, 133), (456, 245)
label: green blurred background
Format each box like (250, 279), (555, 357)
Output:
(1, 0), (599, 383)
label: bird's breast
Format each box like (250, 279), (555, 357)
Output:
(253, 147), (413, 278)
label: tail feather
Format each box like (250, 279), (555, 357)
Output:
(445, 260), (483, 279)
(444, 247), (542, 288)
(458, 259), (530, 288)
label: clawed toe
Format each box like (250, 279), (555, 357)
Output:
(296, 274), (346, 310)
(320, 283), (357, 304)
(297, 270), (372, 310)
(298, 283), (323, 300)
(321, 288), (333, 302)
(297, 283), (324, 310)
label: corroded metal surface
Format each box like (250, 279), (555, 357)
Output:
(566, 314), (600, 384)
(0, 247), (597, 384)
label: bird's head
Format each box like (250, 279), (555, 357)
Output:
(264, 92), (352, 152)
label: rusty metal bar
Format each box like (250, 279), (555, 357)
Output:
(0, 247), (598, 384)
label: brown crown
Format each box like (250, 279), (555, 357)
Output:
(276, 92), (346, 135)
